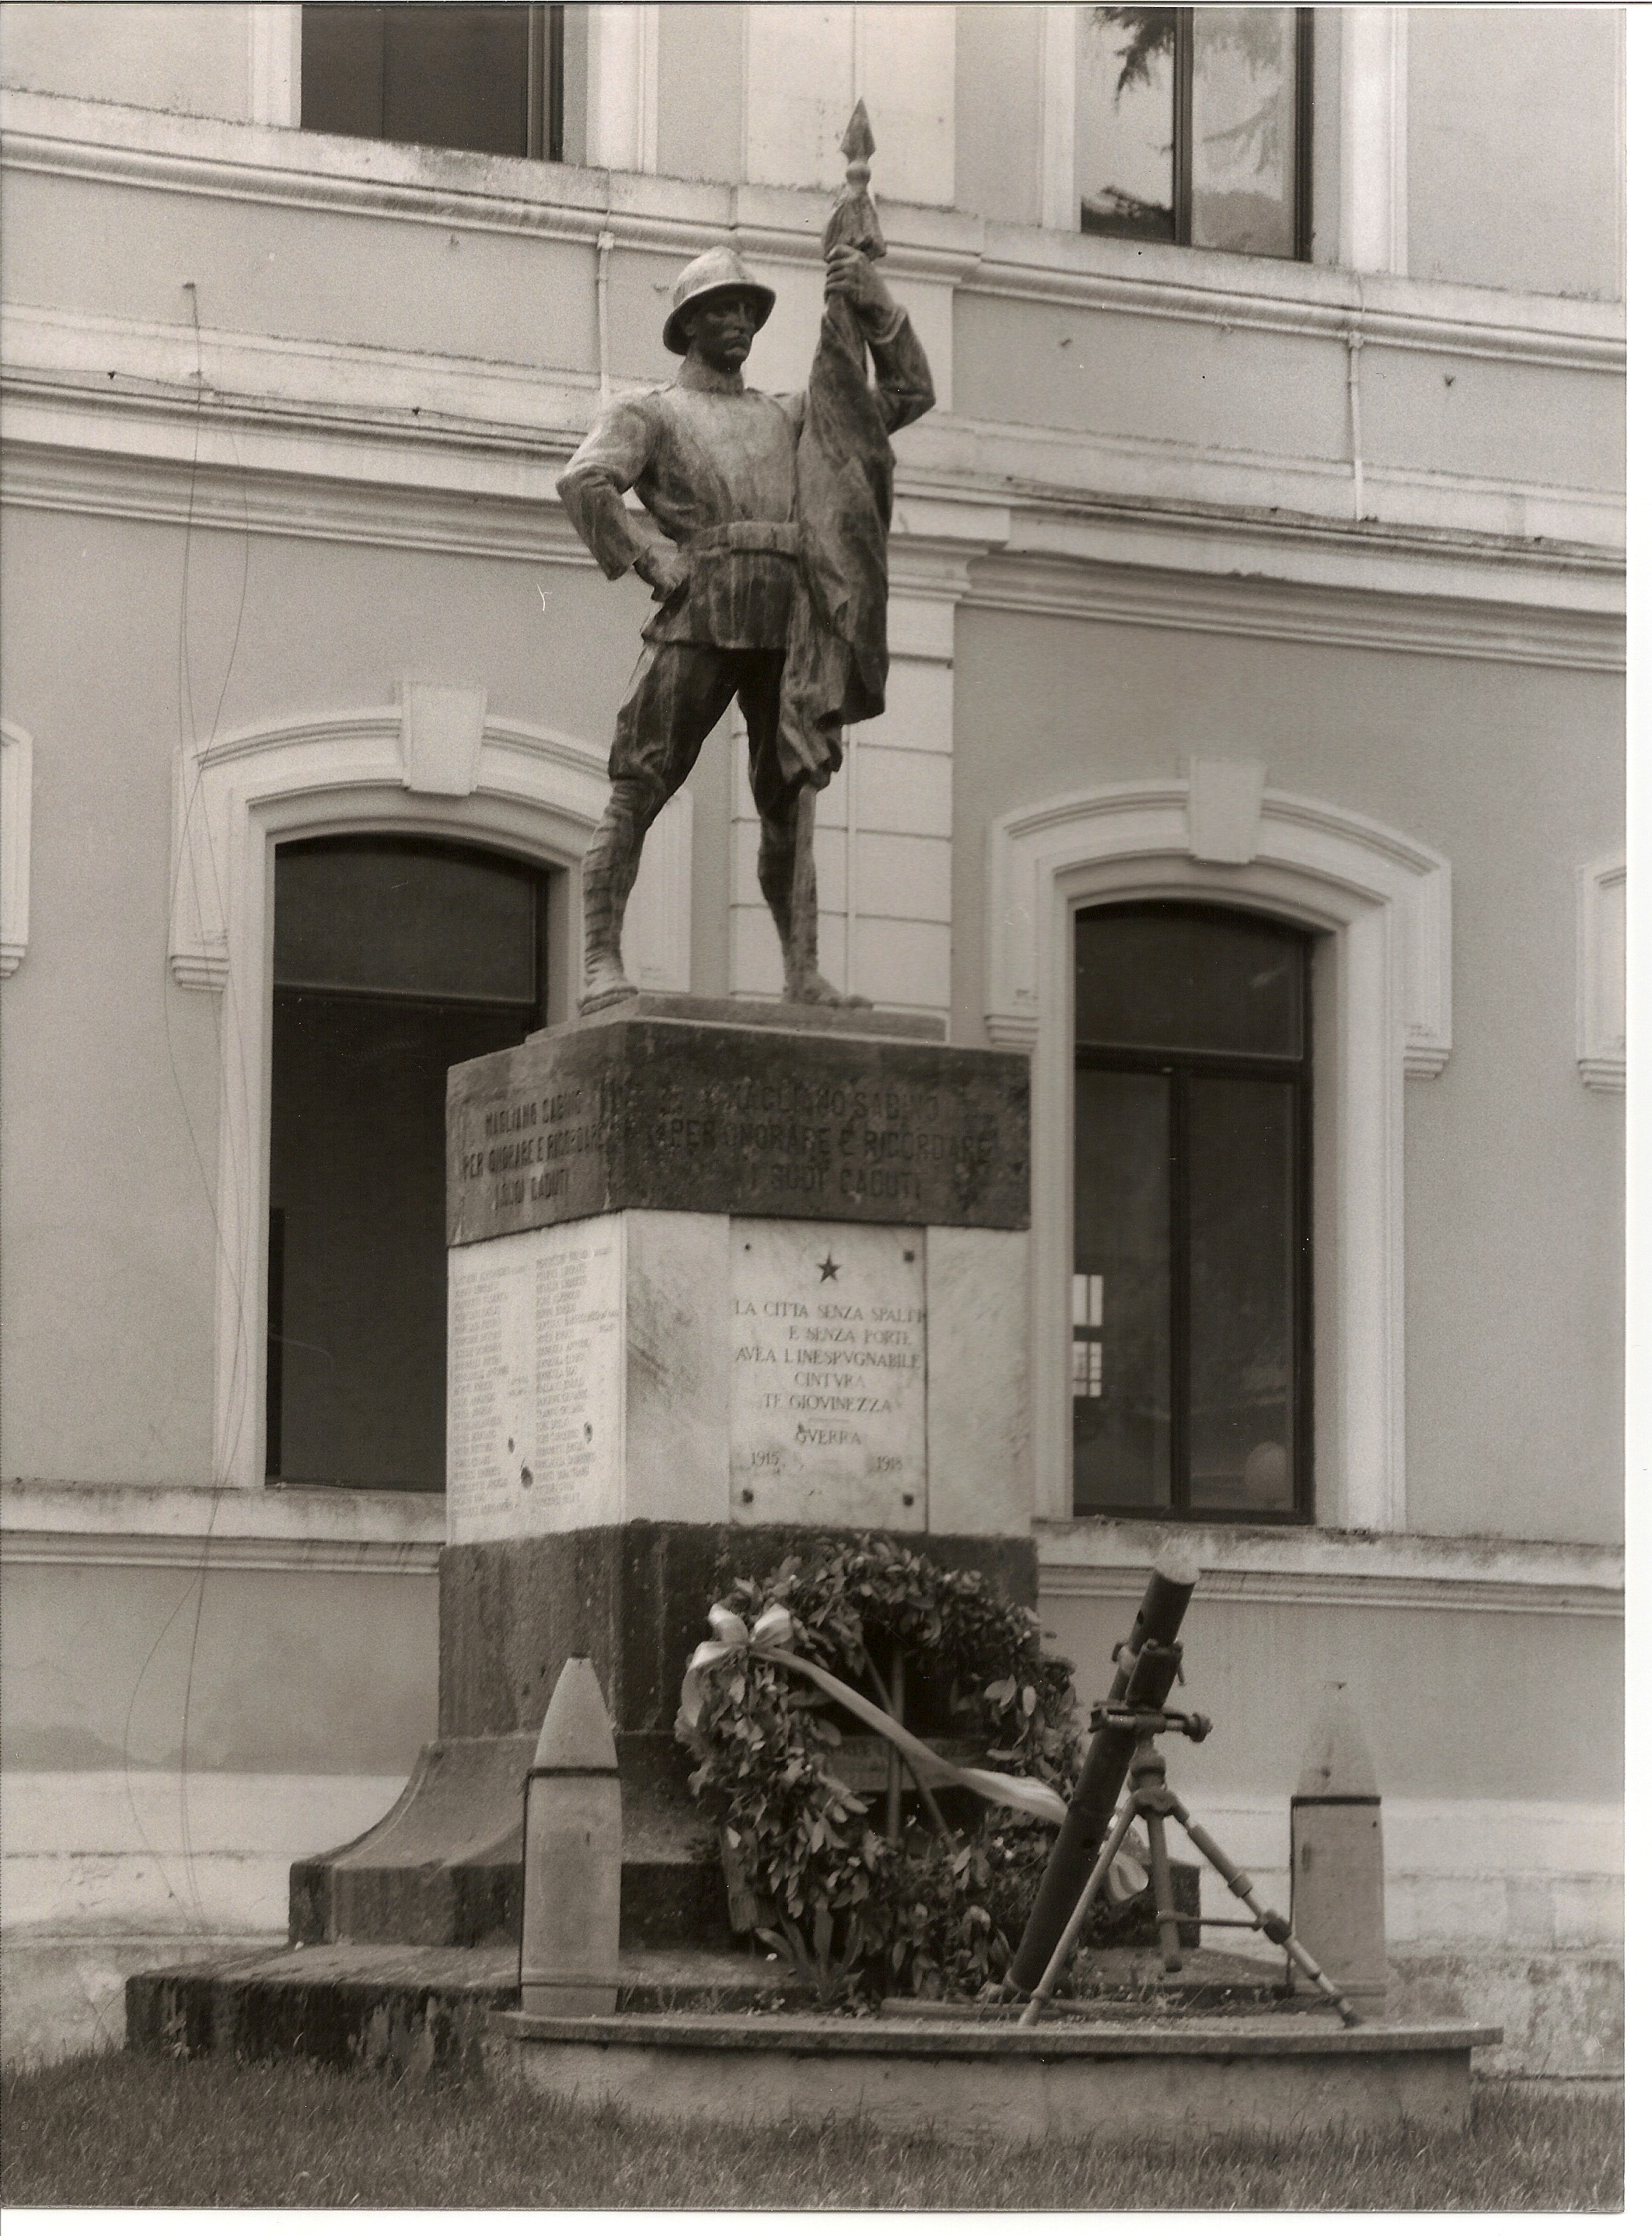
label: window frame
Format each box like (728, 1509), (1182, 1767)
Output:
(1077, 5), (1315, 261)
(299, 2), (565, 164)
(166, 696), (696, 1491)
(985, 774), (1455, 1535)
(265, 830), (552, 1490)
(1071, 901), (1315, 1525)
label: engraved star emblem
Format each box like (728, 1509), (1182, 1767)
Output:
(816, 1251), (841, 1282)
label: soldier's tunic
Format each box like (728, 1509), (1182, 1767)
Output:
(557, 306), (933, 820)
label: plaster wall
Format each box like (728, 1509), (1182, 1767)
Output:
(1042, 1585), (1620, 1808)
(655, 2), (744, 187)
(0, 2), (259, 122)
(952, 285), (1622, 494)
(0, 1558), (435, 1776)
(950, 607), (1623, 1547)
(953, 2), (1043, 229)
(1408, 6), (1623, 302)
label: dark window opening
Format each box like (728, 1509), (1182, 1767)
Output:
(267, 835), (554, 1492)
(301, 4), (564, 162)
(1077, 7), (1312, 259)
(1071, 902), (1313, 1522)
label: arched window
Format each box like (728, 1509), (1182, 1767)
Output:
(267, 835), (556, 1493)
(1071, 901), (1313, 1521)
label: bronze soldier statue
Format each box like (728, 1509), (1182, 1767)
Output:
(558, 145), (934, 1011)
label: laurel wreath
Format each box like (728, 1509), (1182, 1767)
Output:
(675, 1534), (1102, 2004)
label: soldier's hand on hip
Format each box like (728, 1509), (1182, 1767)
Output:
(826, 245), (896, 322)
(635, 544), (691, 602)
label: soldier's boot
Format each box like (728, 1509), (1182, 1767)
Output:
(759, 790), (871, 1008)
(580, 780), (655, 1011)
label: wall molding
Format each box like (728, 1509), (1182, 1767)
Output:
(962, 553), (1623, 676)
(1036, 1519), (1623, 1621)
(2, 1478), (446, 1546)
(2, 267), (1622, 675)
(1577, 857), (1626, 1092)
(0, 85), (1624, 373)
(987, 779), (1452, 1075)
(0, 718), (32, 976)
(989, 781), (1454, 1535)
(0, 1530), (440, 1577)
(2, 1481), (1619, 1615)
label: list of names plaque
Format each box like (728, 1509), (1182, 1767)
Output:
(728, 1220), (927, 1529)
(446, 1221), (623, 1542)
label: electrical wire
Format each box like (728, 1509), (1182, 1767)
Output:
(123, 274), (253, 1937)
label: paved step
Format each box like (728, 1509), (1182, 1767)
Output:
(493, 2006), (1503, 2142)
(127, 1941), (783, 2078)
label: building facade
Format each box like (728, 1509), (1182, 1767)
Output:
(0, 3), (1624, 2071)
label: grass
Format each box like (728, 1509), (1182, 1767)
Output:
(0, 2049), (1623, 2212)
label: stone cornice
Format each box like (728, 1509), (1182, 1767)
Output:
(2, 1477), (446, 1541)
(0, 1479), (444, 1576)
(0, 84), (1624, 371)
(1036, 1518), (1623, 1620)
(2, 307), (1623, 672)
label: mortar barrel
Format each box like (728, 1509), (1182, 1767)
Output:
(1006, 1546), (1200, 1995)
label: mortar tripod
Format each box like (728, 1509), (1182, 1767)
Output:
(1018, 1701), (1365, 2030)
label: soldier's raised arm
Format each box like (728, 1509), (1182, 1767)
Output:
(823, 244), (935, 434)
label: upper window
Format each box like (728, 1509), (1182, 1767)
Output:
(301, 3), (564, 161)
(1071, 903), (1313, 1523)
(1077, 5), (1311, 258)
(267, 835), (554, 1493)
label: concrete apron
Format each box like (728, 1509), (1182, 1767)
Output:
(489, 2008), (1500, 2143)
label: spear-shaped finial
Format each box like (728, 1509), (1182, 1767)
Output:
(841, 98), (875, 183)
(823, 99), (885, 261)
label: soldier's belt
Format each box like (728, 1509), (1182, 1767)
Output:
(685, 522), (800, 558)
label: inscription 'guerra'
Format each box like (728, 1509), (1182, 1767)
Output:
(728, 1222), (927, 1530)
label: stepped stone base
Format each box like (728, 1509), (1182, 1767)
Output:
(290, 1522), (1038, 1952)
(288, 1734), (728, 1952)
(127, 1944), (1280, 2084)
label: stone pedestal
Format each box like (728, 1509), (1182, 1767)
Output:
(292, 997), (1035, 1950)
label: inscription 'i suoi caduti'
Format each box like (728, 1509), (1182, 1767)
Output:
(445, 1016), (1030, 1248)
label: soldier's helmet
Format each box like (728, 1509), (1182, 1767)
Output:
(662, 247), (776, 356)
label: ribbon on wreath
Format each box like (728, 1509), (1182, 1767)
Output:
(677, 1602), (1149, 1921)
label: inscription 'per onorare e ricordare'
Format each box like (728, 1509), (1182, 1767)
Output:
(445, 1016), (1029, 1246)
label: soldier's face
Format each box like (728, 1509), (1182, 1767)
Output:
(683, 292), (760, 372)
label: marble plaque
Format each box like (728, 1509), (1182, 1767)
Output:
(446, 1220), (623, 1542)
(729, 1221), (927, 1529)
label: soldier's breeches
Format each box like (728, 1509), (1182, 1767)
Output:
(607, 643), (789, 818)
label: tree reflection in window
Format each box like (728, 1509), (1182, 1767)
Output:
(1077, 7), (1311, 260)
